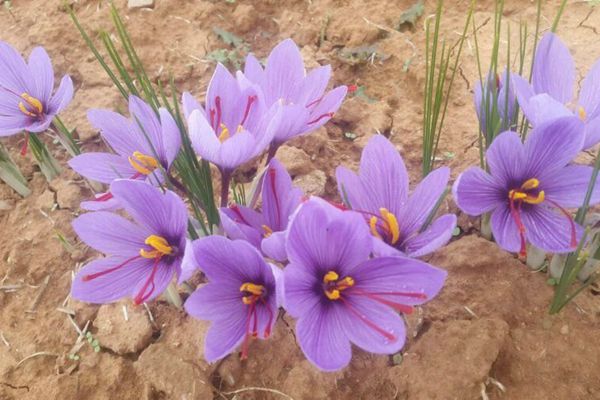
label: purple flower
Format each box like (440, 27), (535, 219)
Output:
(69, 95), (181, 210)
(183, 236), (277, 362)
(0, 42), (73, 136)
(243, 39), (348, 147)
(71, 179), (188, 304)
(186, 64), (282, 173)
(283, 199), (446, 371)
(336, 135), (456, 257)
(512, 33), (600, 148)
(219, 158), (303, 261)
(453, 116), (600, 256)
(474, 69), (517, 136)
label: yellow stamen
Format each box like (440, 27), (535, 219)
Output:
(579, 106), (587, 121)
(262, 225), (273, 238)
(128, 151), (159, 175)
(509, 190), (527, 200)
(18, 93), (43, 117)
(218, 123), (230, 142)
(521, 178), (539, 190)
(325, 289), (340, 300)
(336, 276), (355, 289)
(369, 216), (382, 240)
(525, 190), (545, 205)
(140, 235), (173, 259)
(240, 282), (264, 296)
(380, 208), (400, 244)
(323, 271), (339, 284)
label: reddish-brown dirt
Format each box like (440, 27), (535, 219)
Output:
(1, 0), (600, 399)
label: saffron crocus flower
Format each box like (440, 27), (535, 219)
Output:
(283, 199), (446, 371)
(243, 39), (347, 149)
(219, 158), (303, 261)
(453, 116), (600, 256)
(71, 179), (188, 304)
(512, 32), (600, 148)
(336, 135), (456, 257)
(0, 42), (73, 136)
(183, 236), (277, 362)
(69, 95), (181, 210)
(186, 64), (282, 173)
(474, 69), (516, 137)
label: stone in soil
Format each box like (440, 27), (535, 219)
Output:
(293, 169), (327, 196)
(389, 318), (509, 400)
(93, 302), (153, 355)
(128, 0), (155, 9)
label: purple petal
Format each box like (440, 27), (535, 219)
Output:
(203, 311), (247, 363)
(584, 116), (600, 149)
(351, 256), (447, 306)
(0, 41), (32, 93)
(372, 238), (404, 257)
(527, 93), (572, 126)
(522, 206), (582, 253)
(357, 135), (409, 215)
(511, 74), (536, 122)
(490, 204), (521, 253)
(403, 214), (457, 257)
(218, 130), (260, 171)
(87, 109), (137, 156)
(206, 64), (243, 130)
(453, 167), (504, 216)
(524, 117), (584, 177)
(486, 130), (525, 185)
(542, 165), (600, 208)
(72, 211), (149, 256)
(80, 194), (120, 211)
(179, 239), (197, 283)
(286, 200), (372, 276)
(262, 158), (299, 231)
(303, 85), (347, 133)
(0, 115), (28, 136)
(272, 103), (311, 143)
(293, 65), (331, 106)
(185, 281), (245, 321)
(533, 32), (574, 104)
(47, 75), (73, 115)
(181, 91), (203, 120)
(131, 259), (177, 303)
(243, 54), (265, 85)
(341, 296), (406, 354)
(219, 207), (264, 249)
(579, 58), (600, 120)
(68, 152), (135, 184)
(261, 231), (287, 261)
(336, 166), (366, 209)
(264, 39), (305, 103)
(399, 166), (449, 237)
(110, 179), (188, 242)
(296, 303), (352, 372)
(129, 96), (163, 158)
(159, 107), (181, 166)
(27, 47), (54, 104)
(269, 263), (285, 308)
(71, 256), (154, 304)
(188, 109), (219, 163)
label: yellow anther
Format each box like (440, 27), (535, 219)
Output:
(242, 296), (253, 305)
(325, 289), (341, 300)
(380, 208), (400, 245)
(236, 125), (244, 133)
(218, 123), (230, 142)
(578, 106), (587, 121)
(369, 216), (382, 240)
(262, 225), (273, 238)
(240, 282), (264, 296)
(128, 151), (159, 175)
(509, 190), (527, 200)
(337, 276), (355, 289)
(323, 271), (339, 284)
(524, 190), (545, 205)
(140, 235), (173, 259)
(18, 93), (43, 117)
(521, 178), (539, 190)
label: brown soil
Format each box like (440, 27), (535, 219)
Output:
(1, 0), (600, 399)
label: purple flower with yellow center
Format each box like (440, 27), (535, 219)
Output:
(283, 199), (446, 371)
(70, 179), (188, 304)
(183, 236), (277, 362)
(474, 69), (517, 136)
(336, 135), (456, 257)
(69, 95), (181, 210)
(219, 158), (303, 261)
(186, 64), (281, 173)
(243, 39), (347, 150)
(453, 116), (600, 256)
(0, 42), (73, 136)
(512, 32), (600, 148)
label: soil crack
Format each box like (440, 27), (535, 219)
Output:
(0, 381), (30, 392)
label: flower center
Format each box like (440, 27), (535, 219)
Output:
(128, 151), (160, 176)
(323, 271), (355, 300)
(139, 235), (174, 259)
(239, 281), (274, 360)
(369, 208), (401, 245)
(508, 178), (545, 205)
(18, 93), (43, 118)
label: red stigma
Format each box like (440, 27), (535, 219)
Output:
(508, 191), (528, 257)
(268, 167), (282, 229)
(94, 192), (114, 202)
(307, 112), (334, 125)
(327, 200), (348, 211)
(230, 204), (250, 225)
(82, 255), (141, 282)
(348, 84), (358, 93)
(240, 95), (257, 126)
(547, 199), (578, 249)
(339, 297), (397, 341)
(210, 96), (222, 132)
(20, 133), (30, 156)
(133, 257), (160, 305)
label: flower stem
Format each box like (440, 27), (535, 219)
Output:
(164, 282), (182, 309)
(525, 244), (546, 270)
(0, 143), (30, 197)
(29, 134), (61, 181)
(51, 117), (80, 157)
(480, 212), (492, 240)
(220, 170), (231, 208)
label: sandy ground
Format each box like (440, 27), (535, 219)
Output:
(1, 0), (600, 399)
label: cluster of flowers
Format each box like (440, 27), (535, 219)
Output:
(457, 32), (600, 257)
(2, 31), (598, 371)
